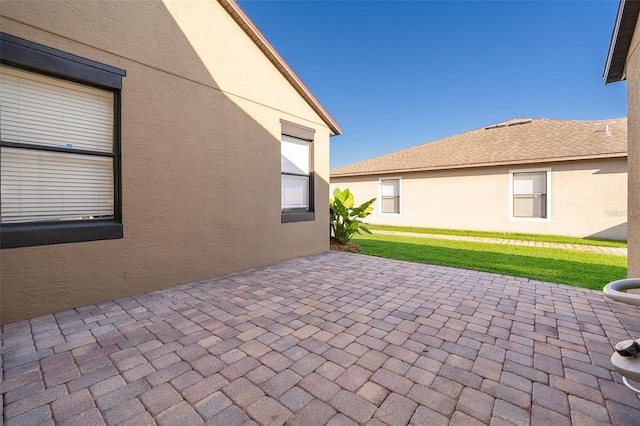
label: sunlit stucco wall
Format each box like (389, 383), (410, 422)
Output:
(331, 158), (627, 240)
(0, 0), (332, 324)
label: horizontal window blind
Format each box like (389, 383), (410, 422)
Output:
(1, 65), (114, 152)
(1, 65), (116, 224)
(1, 148), (114, 223)
(513, 195), (547, 218)
(513, 172), (546, 195)
(281, 175), (309, 210)
(381, 197), (400, 214)
(281, 135), (310, 175)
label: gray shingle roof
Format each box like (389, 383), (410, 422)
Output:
(331, 118), (627, 177)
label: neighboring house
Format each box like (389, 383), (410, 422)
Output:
(331, 118), (627, 240)
(605, 0), (640, 276)
(0, 0), (341, 324)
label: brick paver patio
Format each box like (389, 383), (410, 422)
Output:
(2, 251), (640, 425)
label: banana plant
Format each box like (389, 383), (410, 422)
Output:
(330, 188), (376, 244)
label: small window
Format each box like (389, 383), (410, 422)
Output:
(380, 178), (400, 214)
(510, 169), (550, 220)
(0, 33), (125, 248)
(280, 120), (315, 223)
(281, 135), (310, 210)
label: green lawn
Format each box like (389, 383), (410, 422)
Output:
(353, 233), (627, 290)
(366, 224), (627, 248)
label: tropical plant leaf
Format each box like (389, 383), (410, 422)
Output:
(330, 188), (376, 244)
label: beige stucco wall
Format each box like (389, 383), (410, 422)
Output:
(0, 0), (332, 324)
(332, 158), (627, 240)
(627, 14), (640, 276)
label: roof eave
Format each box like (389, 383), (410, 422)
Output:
(604, 0), (640, 84)
(218, 0), (342, 136)
(330, 152), (628, 178)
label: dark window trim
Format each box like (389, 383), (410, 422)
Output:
(0, 33), (125, 248)
(0, 33), (125, 89)
(0, 141), (116, 157)
(280, 121), (315, 223)
(281, 211), (315, 223)
(280, 119), (315, 141)
(114, 90), (123, 224)
(1, 220), (123, 249)
(281, 171), (308, 177)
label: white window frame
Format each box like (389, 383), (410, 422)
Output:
(378, 177), (402, 215)
(509, 167), (551, 222)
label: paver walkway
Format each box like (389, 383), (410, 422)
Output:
(2, 252), (640, 425)
(373, 230), (628, 256)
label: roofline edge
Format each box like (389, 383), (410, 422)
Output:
(604, 0), (640, 83)
(604, 0), (626, 82)
(330, 152), (628, 178)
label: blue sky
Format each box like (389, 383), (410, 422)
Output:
(238, 0), (627, 169)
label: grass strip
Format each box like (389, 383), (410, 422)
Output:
(365, 224), (627, 248)
(353, 233), (626, 290)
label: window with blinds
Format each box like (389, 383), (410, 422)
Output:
(0, 65), (115, 224)
(281, 135), (310, 211)
(512, 171), (547, 219)
(380, 178), (400, 214)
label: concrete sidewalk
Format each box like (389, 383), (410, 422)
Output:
(2, 252), (639, 425)
(372, 230), (628, 256)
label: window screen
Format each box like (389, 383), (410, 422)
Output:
(381, 179), (400, 214)
(513, 172), (547, 218)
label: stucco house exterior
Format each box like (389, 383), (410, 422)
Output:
(605, 0), (639, 276)
(331, 118), (627, 240)
(0, 0), (341, 324)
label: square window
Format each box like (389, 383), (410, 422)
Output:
(1, 66), (116, 223)
(0, 33), (125, 248)
(510, 169), (549, 220)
